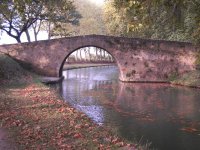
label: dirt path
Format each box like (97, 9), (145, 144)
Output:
(0, 128), (16, 150)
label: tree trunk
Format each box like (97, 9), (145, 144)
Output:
(15, 36), (21, 43)
(32, 22), (38, 41)
(88, 47), (91, 62)
(32, 20), (43, 41)
(11, 34), (21, 43)
(79, 50), (82, 62)
(6, 32), (21, 43)
(84, 48), (88, 62)
(48, 22), (51, 40)
(75, 50), (79, 62)
(25, 30), (31, 42)
(100, 49), (102, 61)
(34, 30), (38, 41)
(103, 50), (106, 61)
(95, 48), (98, 62)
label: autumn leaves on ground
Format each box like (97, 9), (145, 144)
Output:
(0, 54), (143, 149)
(0, 82), (128, 149)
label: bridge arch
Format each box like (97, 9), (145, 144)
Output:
(58, 45), (118, 77)
(0, 35), (197, 82)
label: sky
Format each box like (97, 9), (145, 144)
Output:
(0, 30), (48, 45)
(0, 0), (105, 45)
(88, 0), (105, 6)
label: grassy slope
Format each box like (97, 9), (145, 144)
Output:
(0, 54), (147, 149)
(0, 54), (31, 85)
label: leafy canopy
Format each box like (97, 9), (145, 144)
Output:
(103, 0), (200, 44)
(0, 0), (81, 42)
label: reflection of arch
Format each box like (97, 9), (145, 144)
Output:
(59, 45), (118, 77)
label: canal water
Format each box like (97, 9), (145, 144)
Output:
(59, 65), (200, 150)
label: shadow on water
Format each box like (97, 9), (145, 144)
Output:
(58, 65), (200, 150)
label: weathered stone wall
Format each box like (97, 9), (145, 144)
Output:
(0, 35), (198, 82)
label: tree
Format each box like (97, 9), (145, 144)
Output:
(0, 0), (81, 43)
(60, 0), (107, 36)
(103, 0), (146, 36)
(31, 20), (42, 41)
(44, 0), (82, 38)
(0, 0), (43, 43)
(103, 0), (200, 44)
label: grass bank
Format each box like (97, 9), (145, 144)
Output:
(170, 70), (200, 88)
(0, 54), (147, 149)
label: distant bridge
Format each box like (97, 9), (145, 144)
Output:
(0, 35), (198, 82)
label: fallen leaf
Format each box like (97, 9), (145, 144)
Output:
(180, 127), (198, 133)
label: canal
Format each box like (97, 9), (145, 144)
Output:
(58, 65), (200, 150)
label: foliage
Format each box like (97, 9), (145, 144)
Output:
(59, 0), (107, 36)
(103, 0), (200, 44)
(0, 0), (42, 42)
(195, 51), (200, 69)
(103, 0), (146, 36)
(0, 0), (81, 42)
(46, 0), (82, 38)
(170, 70), (200, 88)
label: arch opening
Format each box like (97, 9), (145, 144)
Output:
(59, 46), (118, 78)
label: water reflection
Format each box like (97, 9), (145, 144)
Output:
(61, 66), (118, 123)
(116, 83), (200, 123)
(60, 66), (200, 150)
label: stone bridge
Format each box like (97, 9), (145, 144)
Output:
(0, 35), (198, 82)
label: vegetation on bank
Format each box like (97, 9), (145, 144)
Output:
(170, 70), (200, 88)
(0, 54), (149, 149)
(0, 54), (30, 85)
(168, 51), (200, 88)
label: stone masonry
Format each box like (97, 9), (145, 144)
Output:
(0, 35), (198, 82)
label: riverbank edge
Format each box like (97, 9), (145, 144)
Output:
(63, 63), (116, 71)
(170, 70), (200, 89)
(118, 71), (200, 89)
(119, 80), (200, 89)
